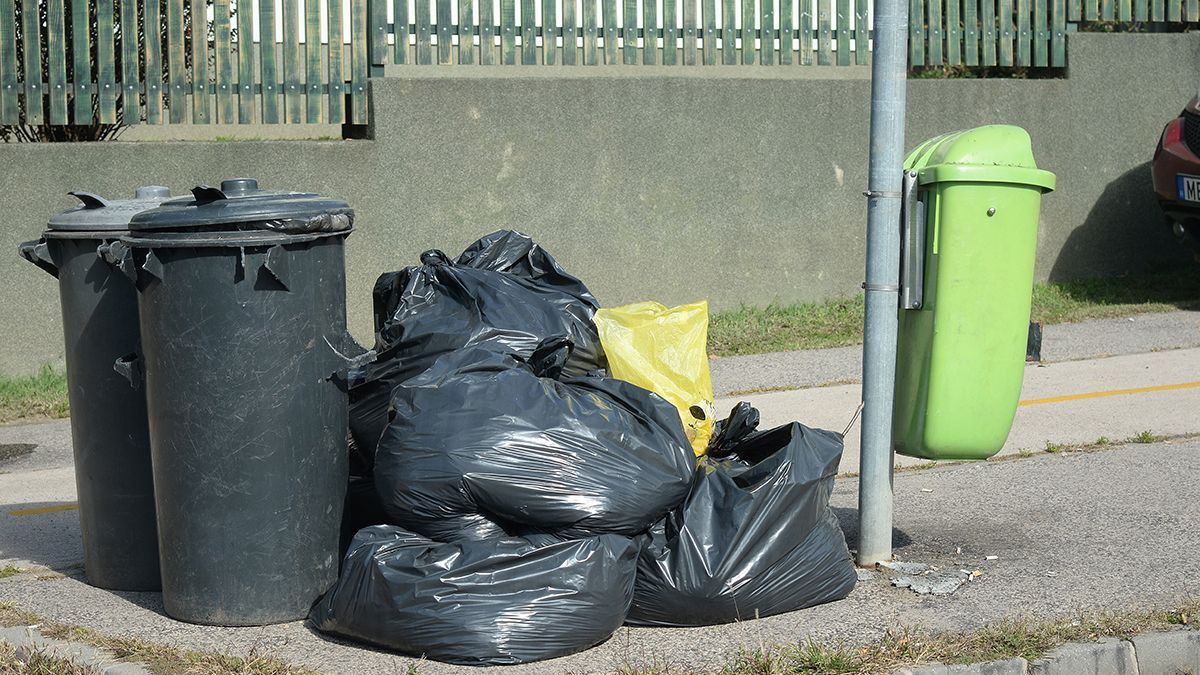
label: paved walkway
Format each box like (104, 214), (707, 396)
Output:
(1, 310), (1198, 673)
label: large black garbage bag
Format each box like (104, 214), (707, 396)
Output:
(309, 526), (639, 666)
(348, 230), (605, 463)
(373, 342), (696, 542)
(625, 413), (857, 627)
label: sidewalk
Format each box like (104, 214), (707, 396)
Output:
(1, 310), (1198, 673)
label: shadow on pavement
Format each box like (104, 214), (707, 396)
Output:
(1, 500), (83, 572)
(831, 506), (914, 552)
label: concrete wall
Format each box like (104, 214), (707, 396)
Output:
(1, 33), (1197, 374)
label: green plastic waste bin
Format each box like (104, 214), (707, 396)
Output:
(17, 187), (171, 592)
(116, 179), (371, 626)
(893, 125), (1056, 461)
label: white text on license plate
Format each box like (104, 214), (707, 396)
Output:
(1178, 174), (1200, 202)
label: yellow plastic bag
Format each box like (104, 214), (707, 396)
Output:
(595, 301), (715, 456)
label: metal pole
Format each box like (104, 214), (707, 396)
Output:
(857, 0), (908, 566)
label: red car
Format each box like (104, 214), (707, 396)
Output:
(1152, 95), (1200, 256)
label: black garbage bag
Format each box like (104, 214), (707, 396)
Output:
(348, 230), (605, 463)
(373, 340), (696, 542)
(625, 410), (857, 627)
(309, 526), (639, 666)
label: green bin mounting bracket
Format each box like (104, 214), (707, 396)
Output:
(899, 169), (926, 311)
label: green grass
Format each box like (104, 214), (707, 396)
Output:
(0, 565), (23, 579)
(1129, 430), (1166, 444)
(0, 602), (317, 675)
(691, 601), (1198, 675)
(707, 264), (1200, 357)
(0, 366), (69, 424)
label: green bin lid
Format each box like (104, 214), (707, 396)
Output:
(904, 125), (1056, 192)
(47, 186), (172, 231)
(128, 178), (353, 233)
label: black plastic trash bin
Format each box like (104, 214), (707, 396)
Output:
(17, 187), (171, 592)
(117, 179), (369, 626)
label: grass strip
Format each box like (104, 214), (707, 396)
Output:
(0, 602), (317, 675)
(0, 366), (69, 424)
(708, 264), (1200, 357)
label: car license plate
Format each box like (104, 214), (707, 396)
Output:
(1178, 174), (1200, 202)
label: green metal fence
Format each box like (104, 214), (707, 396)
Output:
(0, 0), (1194, 126)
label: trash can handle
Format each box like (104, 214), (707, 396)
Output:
(324, 332), (375, 390)
(113, 353), (143, 390)
(97, 241), (139, 283)
(18, 239), (58, 278)
(69, 191), (110, 210)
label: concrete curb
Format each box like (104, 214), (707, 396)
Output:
(893, 630), (1199, 675)
(0, 625), (151, 674)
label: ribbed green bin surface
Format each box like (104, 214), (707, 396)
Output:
(121, 179), (367, 626)
(893, 125), (1056, 461)
(17, 188), (171, 592)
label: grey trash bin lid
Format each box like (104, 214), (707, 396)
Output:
(128, 178), (353, 233)
(47, 187), (172, 232)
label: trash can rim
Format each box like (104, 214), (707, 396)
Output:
(916, 164), (1057, 192)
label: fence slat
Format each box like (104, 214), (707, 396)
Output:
(854, 0), (867, 64)
(143, 0), (162, 122)
(998, 0), (1012, 65)
(683, 0), (697, 63)
(351, 0), (368, 122)
(835, 0), (849, 64)
(718, 0), (731, 63)
(1151, 0), (1163, 19)
(929, 0), (943, 64)
(981, 0), (995, 65)
(1100, 0), (1112, 21)
(779, 0), (793, 63)
(462, 0), (477, 63)
(236, 0), (254, 122)
(702, 0), (715, 64)
(663, 0), (677, 63)
(215, 0), (235, 123)
(1084, 0), (1096, 19)
(1168, 0), (1180, 20)
(394, 0), (409, 63)
(817, 0), (831, 63)
(1033, 0), (1046, 67)
(1133, 0), (1146, 20)
(644, 0), (656, 63)
(564, 0), (577, 62)
(523, 0), (537, 63)
(739, 0), (750, 63)
(1186, 0), (1197, 20)
(305, 0), (323, 120)
(621, 0), (635, 62)
(282, 0), (301, 122)
(417, 0), (433, 63)
(440, 0), (454, 63)
(601, 0), (616, 62)
(799, 0), (811, 63)
(762, 0), (774, 64)
(946, 0), (960, 65)
(964, 0), (979, 65)
(907, 0), (921, 65)
(258, 0), (279, 122)
(480, 0), (496, 63)
(1016, 0), (1029, 66)
(370, 0), (388, 64)
(1051, 0), (1064, 65)
(47, 0), (68, 123)
(0, 0), (17, 123)
(1068, 0), (1080, 20)
(1118, 0), (1130, 22)
(97, 0), (117, 123)
(192, 0), (212, 123)
(328, 0), (344, 123)
(20, 0), (43, 123)
(584, 0), (598, 62)
(501, 0), (515, 63)
(71, 0), (92, 122)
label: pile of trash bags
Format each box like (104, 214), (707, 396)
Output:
(311, 231), (857, 666)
